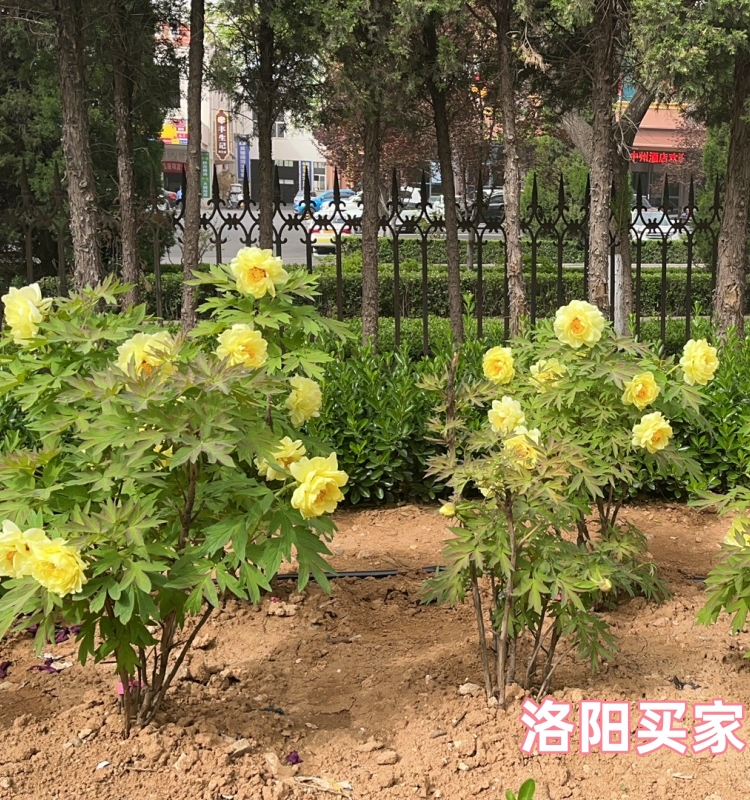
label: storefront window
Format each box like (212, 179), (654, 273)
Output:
(313, 162), (326, 192)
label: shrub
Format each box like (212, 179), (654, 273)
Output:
(307, 345), (445, 504)
(697, 490), (750, 645)
(0, 256), (349, 734)
(313, 266), (716, 321)
(340, 236), (693, 266)
(423, 301), (714, 703)
(633, 327), (750, 498)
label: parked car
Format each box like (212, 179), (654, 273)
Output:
(631, 209), (682, 241)
(430, 194), (464, 217)
(479, 191), (504, 225)
(339, 192), (363, 222)
(293, 188), (317, 215)
(227, 184), (245, 209)
(394, 189), (425, 225)
(308, 216), (354, 253)
(299, 188), (356, 215)
(632, 193), (653, 210)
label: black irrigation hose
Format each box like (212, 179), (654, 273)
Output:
(275, 568), (708, 583)
(276, 565), (442, 581)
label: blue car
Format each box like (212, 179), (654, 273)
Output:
(294, 188), (355, 215)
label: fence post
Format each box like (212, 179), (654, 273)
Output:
(303, 165), (313, 274)
(555, 175), (566, 311)
(660, 174), (670, 345)
(475, 171), (484, 338)
(685, 177), (695, 340)
(332, 170), (344, 321)
(391, 171), (401, 347)
(420, 171), (429, 356)
(583, 176), (591, 300)
(274, 166), (283, 258)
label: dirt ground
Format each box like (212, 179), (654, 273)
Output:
(1, 502), (749, 800)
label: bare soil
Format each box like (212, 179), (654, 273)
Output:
(1, 502), (748, 800)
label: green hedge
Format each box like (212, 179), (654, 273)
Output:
(340, 236), (695, 266)
(29, 268), (716, 337)
(313, 267), (716, 320)
(324, 315), (700, 359)
(29, 265), (717, 332)
(308, 327), (750, 505)
(307, 347), (447, 504)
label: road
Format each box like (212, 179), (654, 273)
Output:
(165, 213), (686, 270)
(165, 212), (315, 267)
(165, 211), (509, 267)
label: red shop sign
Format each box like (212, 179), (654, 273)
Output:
(630, 151), (686, 165)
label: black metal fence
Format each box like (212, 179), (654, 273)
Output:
(0, 165), (725, 352)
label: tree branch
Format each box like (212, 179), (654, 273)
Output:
(615, 83), (655, 156)
(561, 110), (593, 166)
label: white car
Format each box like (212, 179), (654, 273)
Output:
(339, 192), (363, 222)
(430, 194), (464, 217)
(631, 209), (682, 241)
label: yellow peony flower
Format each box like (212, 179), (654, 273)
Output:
(216, 324), (268, 369)
(256, 437), (307, 481)
(622, 372), (660, 411)
(28, 538), (87, 597)
(680, 339), (719, 386)
(632, 411), (673, 454)
(488, 396), (525, 436)
(230, 247), (289, 298)
(504, 426), (542, 469)
(285, 375), (322, 427)
(438, 502), (456, 517)
(483, 346), (515, 385)
(153, 441), (173, 468)
(0, 520), (49, 579)
(290, 453), (348, 519)
(1, 283), (52, 344)
(530, 358), (567, 392)
(116, 331), (176, 379)
(723, 515), (750, 548)
(599, 579), (612, 593)
(554, 300), (605, 349)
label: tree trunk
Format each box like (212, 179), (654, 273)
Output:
(113, 6), (140, 310)
(257, 15), (275, 250)
(613, 86), (653, 333)
(561, 110), (593, 165)
(54, 0), (102, 291)
(587, 13), (615, 316)
(497, 0), (526, 335)
(562, 86), (653, 333)
(714, 53), (750, 337)
(423, 19), (463, 343)
(256, 104), (275, 250)
(361, 115), (381, 345)
(180, 0), (204, 331)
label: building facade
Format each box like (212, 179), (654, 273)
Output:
(618, 90), (704, 210)
(158, 28), (331, 204)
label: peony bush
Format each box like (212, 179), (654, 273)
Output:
(423, 301), (717, 704)
(696, 488), (750, 644)
(0, 248), (348, 734)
